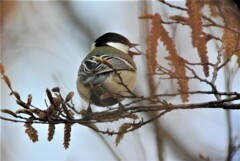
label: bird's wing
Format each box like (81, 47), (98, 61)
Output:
(80, 54), (136, 76)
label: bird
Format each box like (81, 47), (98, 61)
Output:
(76, 32), (138, 108)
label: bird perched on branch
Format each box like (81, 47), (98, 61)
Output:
(77, 32), (139, 109)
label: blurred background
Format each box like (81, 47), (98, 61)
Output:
(1, 1), (240, 161)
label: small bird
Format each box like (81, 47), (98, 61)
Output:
(77, 32), (138, 108)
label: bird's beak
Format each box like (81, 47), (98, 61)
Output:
(129, 51), (142, 57)
(129, 43), (142, 57)
(129, 43), (139, 48)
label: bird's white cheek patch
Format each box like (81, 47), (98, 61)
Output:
(107, 42), (129, 54)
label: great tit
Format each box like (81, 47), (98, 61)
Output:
(77, 32), (138, 107)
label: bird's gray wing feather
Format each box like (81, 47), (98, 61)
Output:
(80, 54), (135, 75)
(79, 54), (135, 86)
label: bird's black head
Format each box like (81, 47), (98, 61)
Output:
(94, 32), (131, 47)
(91, 32), (139, 55)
